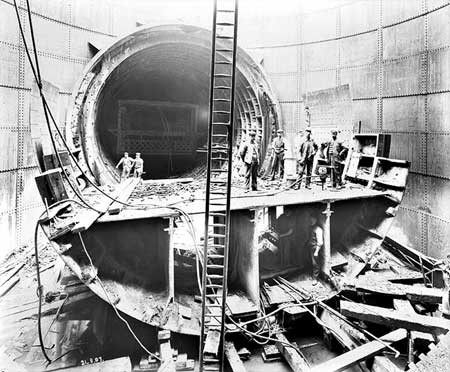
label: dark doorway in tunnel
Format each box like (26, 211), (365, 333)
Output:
(95, 44), (212, 179)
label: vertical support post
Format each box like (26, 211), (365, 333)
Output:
(322, 202), (333, 277)
(168, 217), (175, 300)
(407, 330), (414, 364)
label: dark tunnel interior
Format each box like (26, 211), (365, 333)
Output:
(96, 42), (254, 179)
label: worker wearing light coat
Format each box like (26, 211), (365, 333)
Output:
(296, 127), (318, 189)
(239, 131), (259, 192)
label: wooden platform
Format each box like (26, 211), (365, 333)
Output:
(99, 187), (388, 222)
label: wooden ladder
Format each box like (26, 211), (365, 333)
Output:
(199, 0), (239, 371)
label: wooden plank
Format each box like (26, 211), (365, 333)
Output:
(108, 178), (140, 214)
(340, 301), (450, 334)
(0, 262), (25, 287)
(345, 280), (443, 304)
(225, 342), (247, 372)
(372, 356), (403, 372)
(275, 333), (311, 372)
(393, 300), (434, 342)
(72, 179), (137, 233)
(0, 277), (20, 298)
(204, 329), (221, 355)
(45, 356), (131, 371)
(311, 329), (407, 372)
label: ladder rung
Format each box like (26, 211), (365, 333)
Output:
(207, 244), (225, 248)
(211, 169), (228, 173)
(208, 254), (224, 259)
(204, 366), (220, 371)
(212, 134), (228, 137)
(210, 223), (226, 227)
(207, 304), (223, 308)
(213, 98), (231, 102)
(214, 85), (231, 89)
(209, 233), (225, 238)
(211, 157), (228, 161)
(210, 212), (226, 217)
(217, 35), (234, 39)
(206, 294), (222, 298)
(212, 122), (230, 126)
(217, 9), (234, 13)
(216, 49), (233, 53)
(206, 284), (223, 288)
(213, 110), (230, 114)
(210, 180), (226, 184)
(207, 264), (224, 269)
(204, 357), (220, 363)
(215, 61), (232, 65)
(216, 22), (234, 26)
(207, 274), (224, 279)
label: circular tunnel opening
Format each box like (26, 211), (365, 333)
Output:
(70, 25), (280, 184)
(96, 43), (213, 179)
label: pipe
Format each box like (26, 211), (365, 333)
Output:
(66, 24), (280, 183)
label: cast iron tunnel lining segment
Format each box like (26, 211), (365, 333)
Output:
(67, 24), (280, 184)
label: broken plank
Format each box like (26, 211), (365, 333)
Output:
(204, 329), (221, 355)
(275, 333), (311, 372)
(340, 301), (450, 334)
(311, 329), (407, 372)
(108, 178), (140, 214)
(371, 356), (403, 372)
(345, 280), (443, 304)
(45, 356), (131, 371)
(225, 342), (247, 372)
(393, 299), (434, 342)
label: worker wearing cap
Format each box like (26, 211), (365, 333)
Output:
(296, 127), (318, 189)
(116, 152), (134, 181)
(133, 152), (144, 178)
(270, 129), (286, 181)
(321, 129), (347, 188)
(239, 131), (259, 192)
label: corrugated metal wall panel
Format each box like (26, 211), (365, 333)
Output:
(428, 48), (450, 92)
(428, 134), (450, 178)
(428, 6), (449, 49)
(382, 96), (426, 132)
(428, 177), (450, 221)
(340, 65), (378, 98)
(340, 0), (378, 36)
(0, 1), (20, 44)
(427, 217), (450, 258)
(340, 32), (378, 66)
(0, 46), (20, 87)
(383, 17), (424, 59)
(428, 92), (450, 132)
(351, 100), (378, 131)
(382, 0), (422, 26)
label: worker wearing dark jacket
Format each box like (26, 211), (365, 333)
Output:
(239, 131), (259, 192)
(321, 129), (347, 188)
(296, 127), (318, 189)
(270, 129), (286, 181)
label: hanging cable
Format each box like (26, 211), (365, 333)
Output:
(12, 0), (99, 212)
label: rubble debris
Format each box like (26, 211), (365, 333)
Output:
(261, 344), (281, 362)
(275, 333), (311, 371)
(225, 341), (247, 372)
(340, 300), (450, 334)
(311, 329), (407, 372)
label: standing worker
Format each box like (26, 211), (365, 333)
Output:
(296, 127), (318, 189)
(240, 131), (259, 192)
(116, 152), (134, 181)
(270, 129), (286, 181)
(133, 152), (144, 178)
(321, 129), (347, 188)
(307, 213), (324, 280)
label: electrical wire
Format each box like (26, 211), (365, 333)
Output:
(33, 222), (52, 364)
(12, 0), (99, 213)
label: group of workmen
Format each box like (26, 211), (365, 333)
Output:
(239, 127), (347, 192)
(116, 152), (144, 181)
